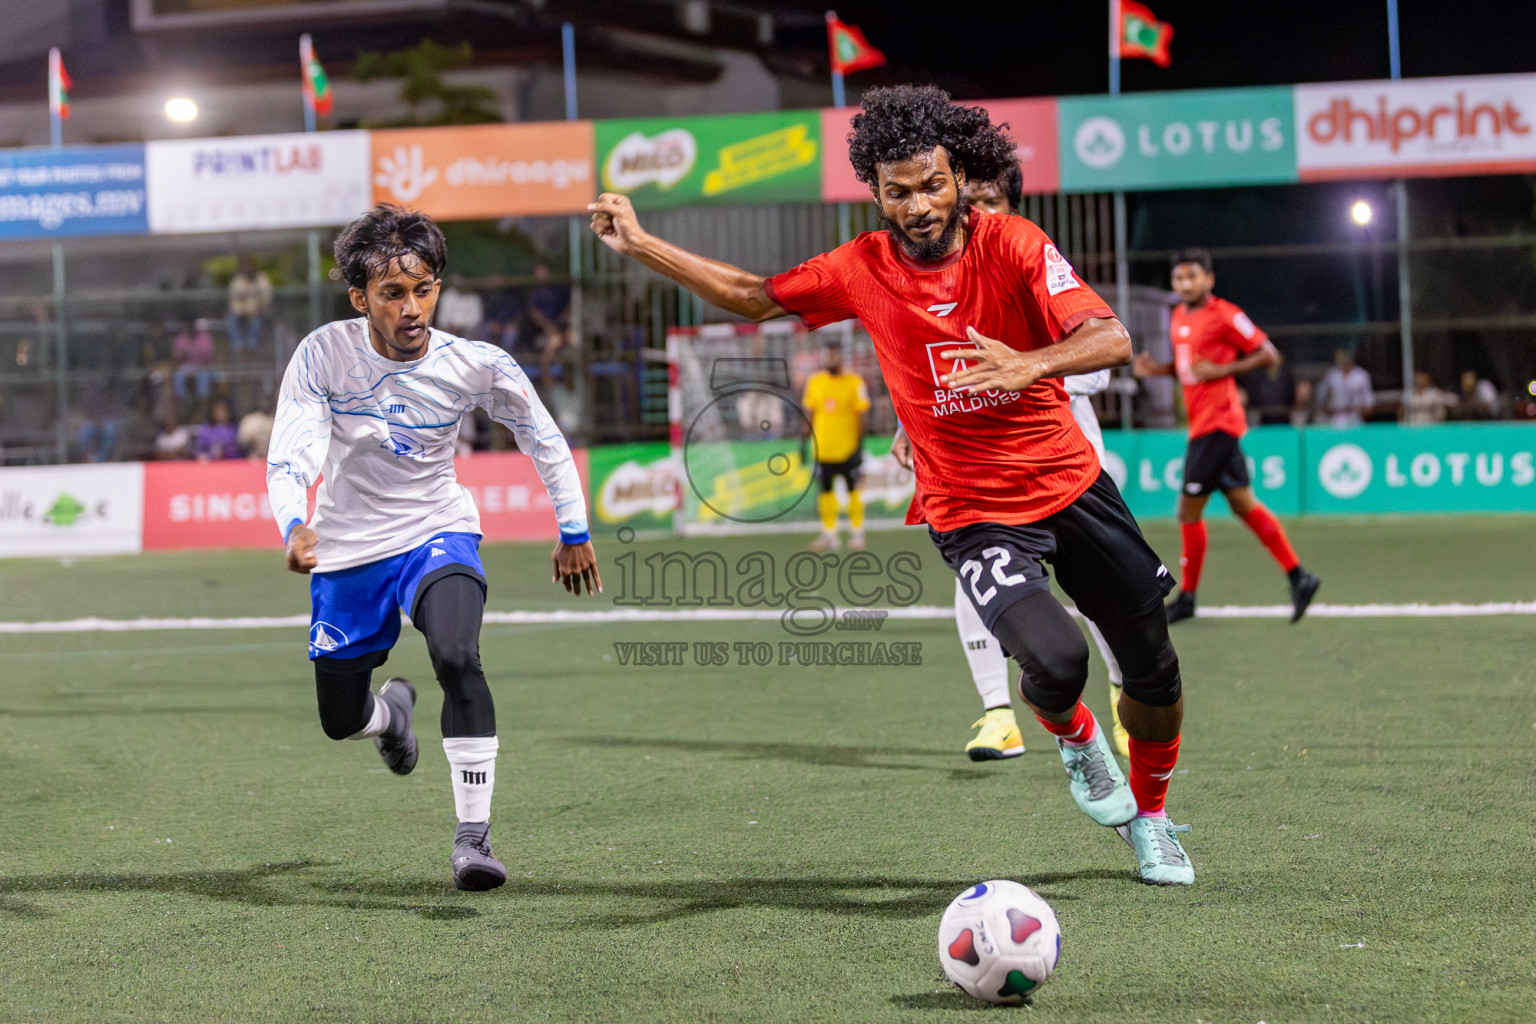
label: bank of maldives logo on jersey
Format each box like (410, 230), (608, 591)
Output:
(925, 340), (971, 387)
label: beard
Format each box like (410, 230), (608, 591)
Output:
(884, 200), (968, 263)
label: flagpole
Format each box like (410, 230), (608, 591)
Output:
(300, 34), (321, 343)
(1109, 0), (1132, 430)
(48, 47), (67, 460)
(1387, 0), (1413, 398)
(48, 48), (62, 149)
(826, 12), (852, 243)
(562, 21), (586, 408)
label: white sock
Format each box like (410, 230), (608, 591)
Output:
(443, 735), (499, 822)
(955, 579), (1011, 710)
(347, 693), (391, 740)
(1085, 619), (1123, 686)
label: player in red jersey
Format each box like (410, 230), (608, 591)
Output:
(590, 85), (1194, 885)
(1133, 249), (1321, 624)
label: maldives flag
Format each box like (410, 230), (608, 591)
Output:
(300, 34), (333, 116)
(826, 16), (886, 76)
(1119, 0), (1173, 67)
(49, 48), (71, 120)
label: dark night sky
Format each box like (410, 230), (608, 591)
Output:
(794, 0), (1536, 99)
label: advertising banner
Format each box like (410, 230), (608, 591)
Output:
(676, 436), (913, 533)
(595, 111), (822, 211)
(1304, 424), (1536, 514)
(145, 130), (371, 232)
(1100, 427), (1302, 520)
(0, 145), (147, 240)
(819, 98), (1059, 203)
(1058, 86), (1296, 193)
(0, 464), (144, 557)
(370, 122), (595, 219)
(1295, 74), (1536, 180)
(142, 450), (587, 551)
(588, 442), (679, 534)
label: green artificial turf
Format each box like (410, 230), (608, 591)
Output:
(1, 517), (1533, 1022)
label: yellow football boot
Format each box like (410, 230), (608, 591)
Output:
(1108, 682), (1130, 758)
(965, 707), (1025, 761)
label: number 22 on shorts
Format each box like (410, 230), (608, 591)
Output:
(960, 546), (1029, 606)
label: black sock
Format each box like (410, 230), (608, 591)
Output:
(1286, 566), (1304, 585)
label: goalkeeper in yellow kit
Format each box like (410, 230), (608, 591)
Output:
(802, 337), (871, 551)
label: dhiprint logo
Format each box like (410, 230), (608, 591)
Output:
(927, 302), (958, 317)
(1317, 443), (1373, 499)
(1074, 116), (1126, 169)
(310, 621), (348, 653)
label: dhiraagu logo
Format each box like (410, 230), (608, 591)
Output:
(1317, 443), (1373, 499)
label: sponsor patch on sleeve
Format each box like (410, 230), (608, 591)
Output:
(1043, 244), (1079, 296)
(1232, 311), (1258, 339)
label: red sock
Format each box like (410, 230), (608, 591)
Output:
(1128, 734), (1181, 817)
(1178, 521), (1207, 593)
(1034, 702), (1098, 746)
(1240, 506), (1299, 572)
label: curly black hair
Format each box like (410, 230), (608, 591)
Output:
(847, 84), (1015, 188)
(333, 203), (447, 289)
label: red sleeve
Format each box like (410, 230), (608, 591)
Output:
(1222, 301), (1268, 355)
(763, 246), (856, 330)
(1013, 219), (1114, 339)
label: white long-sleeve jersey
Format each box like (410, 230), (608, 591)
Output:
(1063, 370), (1110, 459)
(267, 318), (589, 573)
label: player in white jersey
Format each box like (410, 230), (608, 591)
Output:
(267, 205), (600, 891)
(890, 165), (1129, 762)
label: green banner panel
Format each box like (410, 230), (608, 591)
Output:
(1303, 424), (1536, 514)
(1058, 86), (1298, 193)
(595, 110), (822, 211)
(588, 442), (678, 534)
(1100, 427), (1302, 520)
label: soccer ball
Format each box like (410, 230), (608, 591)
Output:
(937, 880), (1061, 1004)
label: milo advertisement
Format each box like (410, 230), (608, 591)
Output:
(596, 111), (822, 211)
(588, 442), (680, 534)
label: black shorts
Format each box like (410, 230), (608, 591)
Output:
(817, 454), (862, 492)
(928, 470), (1175, 632)
(1182, 430), (1250, 497)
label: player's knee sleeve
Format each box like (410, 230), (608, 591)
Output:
(314, 649), (387, 740)
(1095, 606), (1182, 708)
(414, 573), (496, 737)
(987, 589), (1089, 714)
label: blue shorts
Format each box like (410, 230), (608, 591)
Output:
(308, 532), (485, 661)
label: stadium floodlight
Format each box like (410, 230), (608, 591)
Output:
(1350, 200), (1374, 226)
(164, 97), (198, 122)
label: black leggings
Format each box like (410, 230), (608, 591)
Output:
(989, 589), (1181, 714)
(312, 572), (495, 740)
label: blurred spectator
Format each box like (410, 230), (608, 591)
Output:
(1316, 349), (1374, 426)
(154, 412), (194, 460)
(226, 256), (272, 358)
(238, 403), (275, 461)
(1290, 379), (1316, 427)
(172, 320), (216, 405)
(74, 385), (120, 463)
(437, 273), (485, 338)
(527, 262), (574, 384)
(196, 399), (241, 461)
(1244, 359), (1295, 426)
(117, 394), (160, 462)
(1401, 371), (1459, 425)
(1458, 370), (1501, 419)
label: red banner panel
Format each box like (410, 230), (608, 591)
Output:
(142, 450), (587, 550)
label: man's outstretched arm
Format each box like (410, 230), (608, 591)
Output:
(589, 193), (786, 322)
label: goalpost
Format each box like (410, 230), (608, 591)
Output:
(665, 318), (914, 536)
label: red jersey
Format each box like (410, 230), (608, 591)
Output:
(764, 209), (1113, 530)
(1168, 295), (1267, 439)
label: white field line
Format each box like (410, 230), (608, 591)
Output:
(0, 602), (1534, 634)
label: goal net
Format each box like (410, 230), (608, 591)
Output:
(666, 319), (914, 536)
